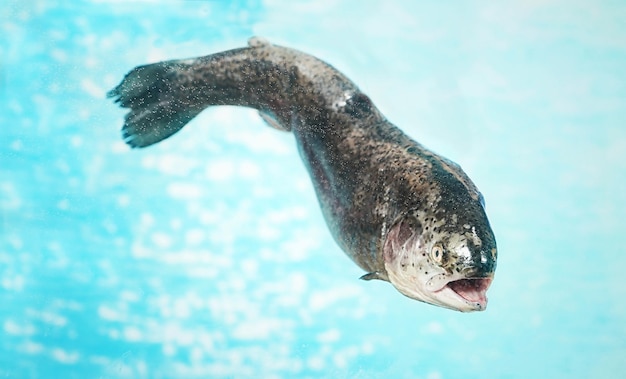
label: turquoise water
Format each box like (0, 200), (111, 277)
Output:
(2, 1), (625, 378)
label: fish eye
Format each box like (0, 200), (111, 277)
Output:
(430, 244), (444, 264)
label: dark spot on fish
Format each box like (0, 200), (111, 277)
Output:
(344, 93), (372, 118)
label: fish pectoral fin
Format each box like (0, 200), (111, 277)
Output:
(359, 272), (388, 281)
(258, 111), (291, 132)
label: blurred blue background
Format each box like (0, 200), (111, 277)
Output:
(1, 1), (625, 378)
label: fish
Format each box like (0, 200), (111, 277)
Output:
(108, 37), (497, 312)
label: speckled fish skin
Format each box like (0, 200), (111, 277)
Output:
(109, 37), (497, 312)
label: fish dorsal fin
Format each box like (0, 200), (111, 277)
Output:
(258, 111), (291, 132)
(248, 36), (271, 48)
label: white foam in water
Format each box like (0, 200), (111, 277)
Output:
(4, 320), (35, 336)
(166, 182), (203, 199)
(50, 348), (80, 364)
(97, 304), (124, 322)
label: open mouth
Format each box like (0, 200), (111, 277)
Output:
(446, 277), (492, 307)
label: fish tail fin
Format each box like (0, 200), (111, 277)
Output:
(110, 39), (344, 147)
(107, 61), (208, 148)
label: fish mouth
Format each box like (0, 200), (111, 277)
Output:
(443, 277), (492, 311)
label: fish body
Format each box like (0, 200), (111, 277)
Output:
(109, 37), (497, 312)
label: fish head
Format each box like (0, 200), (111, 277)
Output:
(382, 214), (497, 312)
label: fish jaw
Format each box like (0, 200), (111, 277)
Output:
(432, 276), (493, 312)
(385, 261), (494, 312)
(382, 218), (495, 312)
